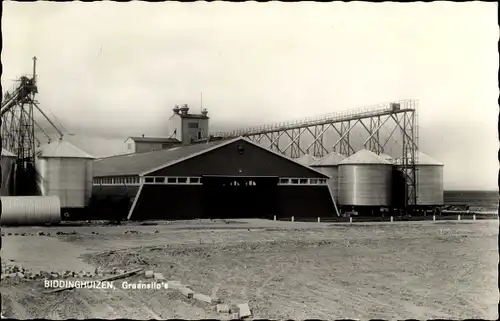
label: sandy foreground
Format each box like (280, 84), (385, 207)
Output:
(0, 219), (498, 320)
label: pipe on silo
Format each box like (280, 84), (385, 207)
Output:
(0, 196), (61, 226)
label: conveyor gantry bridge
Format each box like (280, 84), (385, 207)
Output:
(209, 99), (419, 207)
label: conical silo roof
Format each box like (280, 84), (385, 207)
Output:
(379, 153), (395, 164)
(1, 148), (16, 157)
(312, 151), (346, 167)
(37, 140), (95, 159)
(339, 149), (391, 165)
(412, 151), (443, 166)
(296, 153), (318, 166)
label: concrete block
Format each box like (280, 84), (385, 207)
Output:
(153, 273), (165, 281)
(16, 272), (25, 279)
(193, 293), (215, 304)
(145, 270), (154, 278)
(237, 303), (252, 318)
(216, 304), (230, 314)
(178, 287), (194, 298)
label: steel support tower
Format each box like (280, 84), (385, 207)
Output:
(1, 57), (62, 195)
(211, 99), (419, 209)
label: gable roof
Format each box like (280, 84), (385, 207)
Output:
(141, 136), (329, 178)
(93, 136), (328, 178)
(37, 140), (95, 159)
(126, 136), (181, 144)
(94, 138), (231, 177)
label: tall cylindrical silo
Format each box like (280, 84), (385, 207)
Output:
(36, 140), (95, 209)
(412, 151), (444, 206)
(1, 148), (16, 196)
(338, 149), (393, 207)
(311, 151), (346, 201)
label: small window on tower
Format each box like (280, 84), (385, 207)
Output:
(188, 122), (198, 129)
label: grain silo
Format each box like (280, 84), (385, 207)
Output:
(1, 148), (16, 196)
(311, 151), (346, 201)
(36, 140), (95, 211)
(295, 153), (318, 166)
(410, 151), (444, 206)
(338, 149), (393, 208)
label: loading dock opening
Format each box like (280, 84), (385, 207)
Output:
(201, 175), (278, 219)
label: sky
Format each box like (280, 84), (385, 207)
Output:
(2, 1), (498, 191)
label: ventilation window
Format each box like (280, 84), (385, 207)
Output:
(310, 179), (318, 184)
(279, 178), (289, 184)
(190, 177), (200, 184)
(178, 177), (187, 183)
(319, 179), (327, 184)
(155, 177), (165, 183)
(145, 177), (154, 183)
(167, 177), (177, 184)
(291, 179), (299, 185)
(299, 179), (308, 184)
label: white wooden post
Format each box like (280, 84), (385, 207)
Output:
(273, 215), (276, 221)
(473, 214), (476, 220)
(349, 217), (353, 223)
(390, 216), (393, 222)
(458, 214), (461, 221)
(291, 216), (294, 222)
(433, 215), (436, 221)
(317, 217), (320, 223)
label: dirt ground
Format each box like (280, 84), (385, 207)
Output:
(1, 219), (498, 320)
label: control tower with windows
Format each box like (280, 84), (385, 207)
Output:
(168, 104), (210, 144)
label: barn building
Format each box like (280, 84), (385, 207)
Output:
(124, 136), (181, 154)
(91, 136), (336, 220)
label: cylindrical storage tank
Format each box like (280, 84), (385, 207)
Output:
(36, 140), (95, 209)
(1, 148), (16, 196)
(295, 153), (318, 166)
(338, 149), (393, 206)
(0, 196), (61, 226)
(311, 152), (346, 201)
(411, 151), (444, 206)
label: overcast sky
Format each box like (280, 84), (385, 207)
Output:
(2, 1), (498, 190)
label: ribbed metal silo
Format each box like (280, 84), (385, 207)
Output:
(311, 151), (346, 201)
(295, 153), (318, 166)
(1, 148), (16, 196)
(338, 149), (393, 206)
(412, 151), (444, 206)
(36, 140), (95, 209)
(0, 196), (61, 226)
